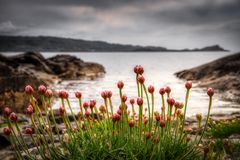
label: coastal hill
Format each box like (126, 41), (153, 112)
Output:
(175, 52), (240, 103)
(0, 35), (227, 52)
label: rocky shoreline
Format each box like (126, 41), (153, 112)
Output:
(0, 52), (105, 113)
(175, 52), (240, 104)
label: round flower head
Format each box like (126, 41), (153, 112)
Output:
(99, 105), (106, 113)
(207, 88), (214, 97)
(89, 100), (96, 109)
(185, 81), (192, 90)
(165, 86), (171, 94)
(137, 75), (145, 84)
(83, 101), (89, 110)
(128, 119), (135, 128)
(75, 91), (82, 99)
(3, 127), (11, 136)
(160, 120), (166, 128)
(196, 113), (202, 121)
(59, 106), (65, 116)
(9, 112), (17, 122)
(159, 88), (165, 95)
(25, 85), (34, 95)
(45, 89), (53, 98)
(25, 127), (33, 134)
(58, 90), (68, 99)
(85, 110), (91, 118)
(121, 94), (127, 102)
(137, 97), (143, 106)
(26, 105), (34, 115)
(129, 98), (135, 105)
(146, 132), (151, 140)
(101, 91), (107, 99)
(117, 81), (124, 89)
(148, 85), (155, 93)
(167, 98), (175, 106)
(106, 91), (112, 98)
(3, 107), (12, 117)
(38, 85), (47, 95)
(134, 65), (144, 75)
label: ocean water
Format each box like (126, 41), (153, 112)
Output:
(3, 52), (239, 116)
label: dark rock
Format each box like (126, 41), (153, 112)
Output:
(0, 133), (11, 149)
(0, 52), (105, 113)
(175, 52), (240, 103)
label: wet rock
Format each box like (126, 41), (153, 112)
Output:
(175, 52), (240, 103)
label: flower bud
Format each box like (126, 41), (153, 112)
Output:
(25, 127), (33, 134)
(134, 65), (144, 75)
(207, 88), (214, 97)
(196, 113), (202, 122)
(167, 97), (175, 106)
(26, 105), (34, 115)
(185, 81), (192, 90)
(137, 75), (145, 84)
(101, 91), (107, 99)
(137, 97), (143, 106)
(130, 98), (135, 105)
(45, 89), (53, 98)
(128, 119), (135, 128)
(117, 109), (122, 115)
(112, 113), (121, 123)
(59, 106), (65, 116)
(25, 85), (34, 95)
(85, 111), (91, 118)
(174, 101), (180, 108)
(117, 81), (124, 89)
(159, 88), (165, 95)
(3, 127), (11, 136)
(146, 132), (151, 140)
(83, 101), (89, 110)
(106, 91), (112, 98)
(75, 91), (82, 99)
(58, 90), (68, 99)
(99, 105), (106, 113)
(143, 118), (148, 125)
(89, 100), (96, 109)
(148, 85), (155, 93)
(9, 112), (17, 121)
(38, 85), (47, 94)
(3, 107), (12, 117)
(160, 120), (166, 128)
(121, 94), (127, 102)
(165, 86), (171, 94)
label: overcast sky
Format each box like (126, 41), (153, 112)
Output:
(0, 0), (240, 51)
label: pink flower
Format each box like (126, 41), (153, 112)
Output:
(148, 85), (155, 93)
(75, 91), (82, 99)
(25, 85), (34, 95)
(121, 94), (127, 102)
(9, 112), (18, 121)
(117, 81), (124, 89)
(101, 91), (107, 99)
(3, 107), (12, 117)
(25, 127), (33, 134)
(133, 65), (144, 75)
(165, 86), (171, 94)
(106, 91), (112, 98)
(26, 105), (34, 115)
(58, 90), (69, 99)
(59, 106), (65, 116)
(207, 88), (214, 97)
(160, 120), (166, 128)
(128, 119), (135, 128)
(89, 100), (96, 109)
(130, 98), (135, 105)
(38, 85), (47, 94)
(45, 89), (53, 98)
(185, 81), (192, 90)
(3, 127), (11, 136)
(159, 88), (165, 95)
(167, 97), (175, 106)
(83, 101), (89, 110)
(137, 75), (145, 84)
(137, 97), (143, 106)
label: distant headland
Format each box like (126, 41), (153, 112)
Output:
(0, 35), (228, 52)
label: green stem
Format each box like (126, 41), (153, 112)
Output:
(143, 84), (151, 132)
